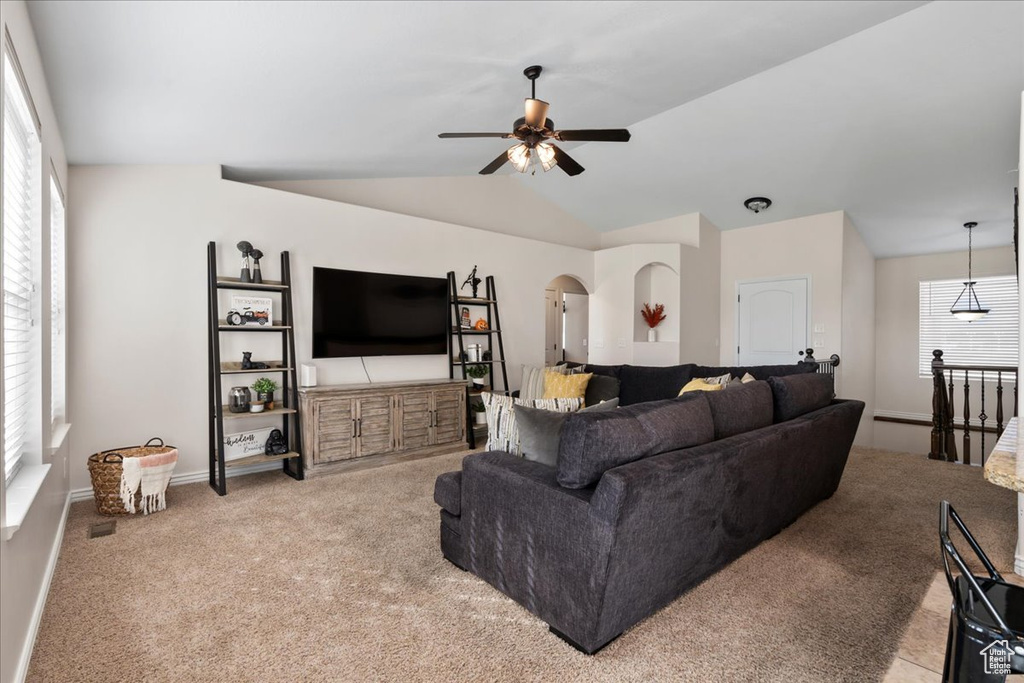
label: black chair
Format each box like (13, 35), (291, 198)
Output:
(940, 500), (1024, 682)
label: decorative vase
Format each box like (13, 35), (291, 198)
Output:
(229, 387), (251, 413)
(648, 328), (657, 342)
(472, 378), (485, 388)
(258, 391), (274, 410)
(474, 412), (487, 425)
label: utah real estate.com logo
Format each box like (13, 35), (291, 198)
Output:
(981, 640), (1014, 676)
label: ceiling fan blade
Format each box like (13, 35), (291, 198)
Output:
(555, 129), (631, 142)
(524, 98), (550, 128)
(438, 132), (512, 139)
(551, 145), (584, 176)
(479, 150), (510, 175)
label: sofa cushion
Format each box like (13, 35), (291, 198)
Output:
(516, 398), (620, 467)
(585, 374), (621, 406)
(693, 363), (816, 382)
(703, 380), (774, 439)
(482, 393), (583, 455)
(556, 393), (714, 489)
(544, 370), (593, 402)
(769, 373), (836, 422)
(617, 364), (697, 405)
(434, 471), (462, 516)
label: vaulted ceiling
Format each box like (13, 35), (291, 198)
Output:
(25, 1), (1024, 257)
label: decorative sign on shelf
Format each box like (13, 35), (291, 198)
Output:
(224, 427), (275, 461)
(227, 295), (273, 326)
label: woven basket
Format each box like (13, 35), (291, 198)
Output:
(87, 437), (176, 516)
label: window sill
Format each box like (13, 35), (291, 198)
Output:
(50, 421), (71, 454)
(3, 464), (52, 541)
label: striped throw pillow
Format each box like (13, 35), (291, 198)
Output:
(481, 392), (583, 455)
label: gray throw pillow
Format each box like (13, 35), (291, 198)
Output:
(516, 399), (620, 467)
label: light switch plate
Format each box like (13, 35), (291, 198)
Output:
(814, 323), (825, 333)
(813, 334), (825, 348)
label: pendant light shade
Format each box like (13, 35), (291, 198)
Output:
(950, 222), (990, 322)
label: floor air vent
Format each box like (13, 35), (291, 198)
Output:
(88, 521), (116, 538)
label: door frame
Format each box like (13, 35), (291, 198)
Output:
(734, 275), (812, 365)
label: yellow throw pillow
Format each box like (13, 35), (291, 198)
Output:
(740, 372), (756, 384)
(678, 378), (725, 395)
(543, 369), (593, 404)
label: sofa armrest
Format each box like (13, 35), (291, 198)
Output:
(433, 471), (462, 516)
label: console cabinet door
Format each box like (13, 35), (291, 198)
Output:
(355, 395), (393, 457)
(432, 388), (464, 445)
(398, 392), (433, 451)
(315, 398), (356, 462)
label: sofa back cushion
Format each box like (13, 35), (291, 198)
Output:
(693, 362), (816, 382)
(703, 380), (774, 439)
(585, 374), (621, 406)
(768, 373), (836, 422)
(556, 393), (714, 489)
(616, 364), (697, 405)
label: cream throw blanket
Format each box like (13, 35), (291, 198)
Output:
(120, 449), (178, 514)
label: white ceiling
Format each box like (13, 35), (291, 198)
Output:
(25, 1), (1024, 257)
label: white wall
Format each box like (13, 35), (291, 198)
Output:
(67, 165), (594, 492)
(720, 211), (845, 368)
(873, 245), (1015, 454)
(256, 176), (600, 250)
(0, 3), (71, 683)
(841, 215), (876, 446)
(599, 212), (701, 249)
(678, 215), (721, 365)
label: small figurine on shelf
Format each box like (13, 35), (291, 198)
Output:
(237, 241), (253, 283)
(474, 318), (489, 330)
(265, 428), (289, 455)
(460, 306), (471, 328)
(240, 351), (269, 370)
(250, 248), (264, 284)
(461, 265), (482, 299)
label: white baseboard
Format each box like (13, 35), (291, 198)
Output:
(14, 491), (71, 683)
(69, 460), (282, 502)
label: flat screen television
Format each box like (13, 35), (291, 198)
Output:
(312, 267), (448, 358)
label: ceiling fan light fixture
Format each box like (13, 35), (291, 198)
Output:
(536, 142), (556, 171)
(950, 222), (990, 322)
(507, 143), (531, 173)
(524, 98), (549, 128)
(507, 142), (556, 174)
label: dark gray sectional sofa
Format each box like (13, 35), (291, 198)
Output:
(433, 368), (864, 654)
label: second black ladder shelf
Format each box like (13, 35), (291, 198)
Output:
(448, 272), (510, 448)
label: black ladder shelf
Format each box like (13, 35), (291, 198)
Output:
(448, 272), (510, 448)
(207, 242), (304, 495)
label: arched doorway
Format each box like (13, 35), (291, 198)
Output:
(545, 275), (589, 366)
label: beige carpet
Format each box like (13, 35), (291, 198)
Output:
(28, 448), (1015, 682)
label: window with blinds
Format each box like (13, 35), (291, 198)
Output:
(50, 175), (65, 427)
(3, 50), (40, 483)
(918, 276), (1019, 378)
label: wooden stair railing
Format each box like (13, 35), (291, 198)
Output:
(930, 349), (1018, 465)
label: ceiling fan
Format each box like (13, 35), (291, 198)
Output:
(438, 65), (631, 177)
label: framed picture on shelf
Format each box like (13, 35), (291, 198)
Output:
(223, 427), (275, 461)
(227, 295), (273, 327)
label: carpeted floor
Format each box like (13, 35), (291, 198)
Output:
(28, 447), (1014, 682)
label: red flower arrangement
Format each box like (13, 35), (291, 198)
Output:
(641, 303), (666, 329)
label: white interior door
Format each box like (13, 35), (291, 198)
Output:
(544, 289), (558, 366)
(563, 293), (589, 364)
(737, 278), (808, 366)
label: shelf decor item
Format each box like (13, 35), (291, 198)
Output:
(252, 377), (280, 410)
(474, 318), (489, 330)
(223, 427), (275, 461)
(461, 306), (471, 328)
(265, 428), (289, 455)
(237, 241), (254, 283)
(250, 400), (265, 413)
(227, 295), (272, 327)
(250, 248), (264, 284)
(641, 302), (666, 342)
(472, 402), (487, 425)
(466, 364), (489, 387)
(229, 386), (252, 413)
(241, 351), (269, 370)
(461, 265), (483, 299)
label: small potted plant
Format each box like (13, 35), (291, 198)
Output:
(465, 364), (489, 388)
(641, 302), (666, 342)
(471, 402), (487, 425)
(252, 377), (281, 410)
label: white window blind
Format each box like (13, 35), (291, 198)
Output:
(50, 175), (65, 426)
(919, 276), (1019, 378)
(3, 51), (40, 483)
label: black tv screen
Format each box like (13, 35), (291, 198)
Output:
(312, 267), (448, 358)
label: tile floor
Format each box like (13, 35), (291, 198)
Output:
(883, 572), (1023, 682)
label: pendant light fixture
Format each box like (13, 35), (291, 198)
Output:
(950, 221), (990, 322)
